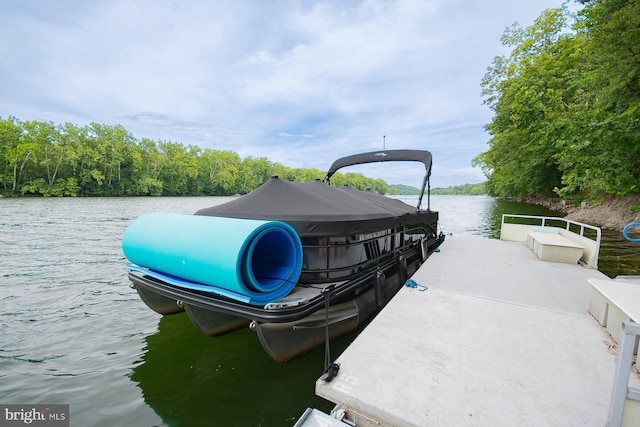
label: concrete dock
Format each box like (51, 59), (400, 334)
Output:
(313, 234), (640, 426)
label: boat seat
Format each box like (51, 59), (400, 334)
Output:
(589, 278), (640, 350)
(527, 230), (584, 264)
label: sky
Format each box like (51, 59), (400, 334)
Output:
(1, 0), (570, 188)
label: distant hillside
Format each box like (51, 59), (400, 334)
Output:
(389, 184), (420, 195)
(390, 182), (488, 195)
(431, 182), (487, 195)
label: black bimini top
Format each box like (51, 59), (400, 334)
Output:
(195, 177), (436, 237)
(324, 149), (432, 182)
(324, 149), (433, 210)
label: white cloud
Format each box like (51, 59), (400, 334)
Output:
(0, 0), (573, 187)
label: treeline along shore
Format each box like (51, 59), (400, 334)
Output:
(0, 117), (395, 198)
(2, 113), (637, 231)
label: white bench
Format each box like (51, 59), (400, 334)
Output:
(527, 230), (585, 264)
(589, 278), (640, 347)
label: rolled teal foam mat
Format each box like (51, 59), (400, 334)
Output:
(122, 213), (302, 305)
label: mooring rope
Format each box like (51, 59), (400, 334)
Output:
(320, 284), (340, 382)
(604, 340), (639, 374)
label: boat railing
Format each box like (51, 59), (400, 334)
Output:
(500, 214), (601, 269)
(606, 321), (640, 427)
(300, 231), (425, 282)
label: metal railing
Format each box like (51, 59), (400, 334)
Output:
(501, 214), (602, 240)
(500, 214), (602, 269)
(607, 321), (640, 427)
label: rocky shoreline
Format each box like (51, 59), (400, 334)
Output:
(524, 195), (640, 231)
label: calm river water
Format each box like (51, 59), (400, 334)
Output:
(1, 196), (638, 426)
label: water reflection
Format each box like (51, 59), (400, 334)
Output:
(131, 312), (362, 426)
(427, 196), (560, 238)
(482, 198), (562, 238)
(598, 229), (640, 279)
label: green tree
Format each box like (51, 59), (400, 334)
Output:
(156, 141), (199, 196)
(86, 123), (137, 195)
(293, 167), (324, 182)
(476, 1), (640, 200)
(132, 138), (165, 196)
(477, 7), (573, 198)
(553, 0), (640, 197)
(61, 123), (92, 196)
(16, 121), (49, 195)
(0, 117), (24, 193)
(234, 157), (274, 194)
(197, 149), (240, 195)
(272, 164), (296, 182)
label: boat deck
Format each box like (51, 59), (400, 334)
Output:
(313, 235), (639, 426)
